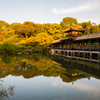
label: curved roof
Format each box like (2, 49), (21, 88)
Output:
(51, 32), (100, 44)
(63, 26), (86, 33)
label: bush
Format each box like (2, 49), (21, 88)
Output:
(0, 43), (15, 53)
(0, 43), (34, 54)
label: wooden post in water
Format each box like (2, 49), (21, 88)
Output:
(90, 50), (92, 62)
(78, 50), (79, 59)
(67, 51), (69, 57)
(98, 51), (100, 63)
(71, 50), (73, 57)
(83, 50), (85, 60)
(99, 39), (100, 47)
(73, 50), (75, 57)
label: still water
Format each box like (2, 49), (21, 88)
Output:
(0, 54), (100, 100)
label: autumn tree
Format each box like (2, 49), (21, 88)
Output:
(41, 23), (61, 34)
(34, 32), (54, 45)
(17, 21), (41, 37)
(98, 24), (100, 32)
(0, 21), (9, 28)
(9, 23), (21, 30)
(90, 25), (100, 33)
(60, 17), (78, 29)
(18, 36), (35, 45)
(41, 23), (63, 39)
(79, 21), (92, 34)
(0, 28), (20, 44)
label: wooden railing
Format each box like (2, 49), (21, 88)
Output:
(52, 47), (100, 51)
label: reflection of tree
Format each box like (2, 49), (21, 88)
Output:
(0, 80), (15, 100)
(0, 53), (99, 84)
(2, 55), (13, 64)
(0, 54), (66, 79)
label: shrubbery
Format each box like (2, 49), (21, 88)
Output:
(0, 42), (49, 54)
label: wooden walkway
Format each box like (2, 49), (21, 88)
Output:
(51, 49), (100, 63)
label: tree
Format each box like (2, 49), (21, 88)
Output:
(60, 17), (78, 29)
(0, 28), (15, 38)
(18, 36), (35, 45)
(9, 23), (21, 30)
(90, 25), (100, 33)
(0, 28), (20, 44)
(41, 23), (63, 39)
(98, 24), (100, 32)
(0, 21), (9, 28)
(41, 23), (62, 34)
(34, 32), (54, 45)
(17, 21), (41, 37)
(79, 21), (92, 34)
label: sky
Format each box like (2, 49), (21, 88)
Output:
(0, 0), (100, 24)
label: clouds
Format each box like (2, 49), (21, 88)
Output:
(0, 0), (99, 24)
(52, 79), (100, 94)
(51, 0), (100, 15)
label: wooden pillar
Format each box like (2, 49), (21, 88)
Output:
(73, 50), (75, 57)
(85, 41), (88, 48)
(51, 44), (53, 48)
(91, 40), (94, 48)
(78, 50), (80, 59)
(99, 39), (100, 47)
(91, 42), (93, 47)
(83, 50), (85, 60)
(98, 51), (100, 63)
(67, 51), (69, 56)
(63, 44), (66, 48)
(60, 44), (62, 48)
(71, 51), (73, 57)
(90, 50), (92, 62)
(84, 42), (86, 48)
(83, 42), (85, 48)
(78, 42), (80, 48)
(77, 42), (78, 48)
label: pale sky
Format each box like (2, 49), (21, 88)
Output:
(0, 0), (100, 24)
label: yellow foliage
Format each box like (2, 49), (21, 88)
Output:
(35, 32), (54, 45)
(18, 39), (27, 44)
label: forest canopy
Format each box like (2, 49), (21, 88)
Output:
(0, 17), (100, 53)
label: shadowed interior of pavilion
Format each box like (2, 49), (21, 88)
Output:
(51, 26), (100, 63)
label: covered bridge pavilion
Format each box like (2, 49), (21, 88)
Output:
(51, 26), (100, 63)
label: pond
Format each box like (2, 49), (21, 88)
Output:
(0, 54), (100, 100)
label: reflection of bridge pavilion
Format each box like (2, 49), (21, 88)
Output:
(51, 55), (100, 80)
(51, 26), (100, 63)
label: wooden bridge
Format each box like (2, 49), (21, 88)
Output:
(51, 26), (100, 63)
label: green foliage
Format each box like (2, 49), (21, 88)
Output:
(60, 17), (78, 29)
(0, 43), (15, 53)
(0, 43), (33, 54)
(90, 25), (100, 33)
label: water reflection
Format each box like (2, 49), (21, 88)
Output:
(0, 54), (100, 100)
(51, 55), (100, 80)
(0, 54), (100, 81)
(0, 54), (93, 82)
